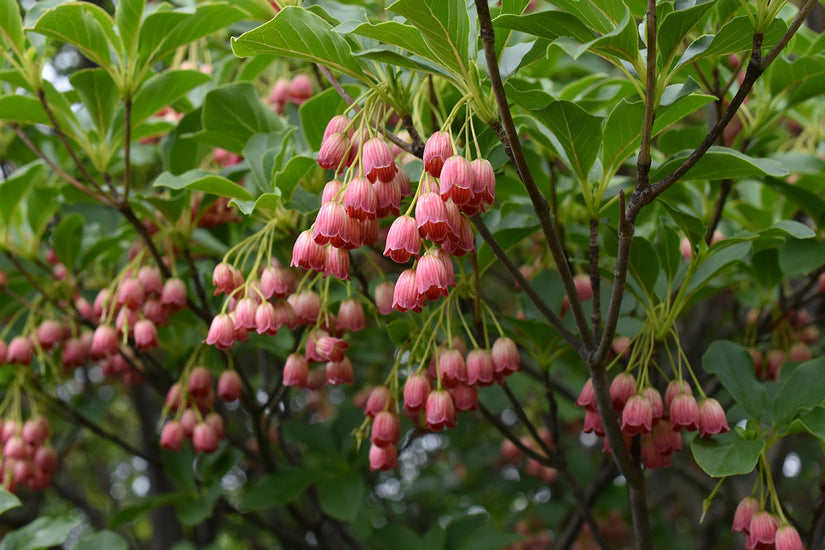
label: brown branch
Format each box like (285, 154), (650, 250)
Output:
(474, 0), (593, 352)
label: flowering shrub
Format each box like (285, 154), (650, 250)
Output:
(0, 0), (823, 548)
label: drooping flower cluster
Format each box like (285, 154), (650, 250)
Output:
(0, 416), (58, 493)
(576, 374), (729, 469)
(748, 308), (817, 382)
(268, 74), (313, 115)
(731, 497), (802, 550)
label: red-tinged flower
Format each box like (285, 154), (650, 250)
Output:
(641, 387), (664, 419)
(423, 131), (454, 177)
(415, 191), (449, 243)
(373, 178), (401, 218)
(313, 201), (348, 247)
(640, 434), (671, 469)
(324, 246), (350, 280)
(369, 443), (397, 471)
(118, 278), (146, 309)
(316, 336), (349, 362)
(326, 357), (354, 385)
(664, 379), (692, 412)
(3, 436), (25, 460)
(188, 366), (212, 397)
(748, 512), (778, 548)
(442, 199), (462, 241)
(697, 397), (729, 437)
(359, 217), (378, 247)
(384, 215), (421, 264)
(439, 155), (474, 205)
(416, 250), (449, 302)
(91, 325), (119, 358)
(254, 302), (279, 335)
(394, 168), (412, 197)
(466, 349), (495, 387)
(403, 373), (431, 413)
(36, 320), (62, 350)
(621, 394), (653, 436)
(234, 297), (258, 331)
(180, 409), (197, 437)
(492, 337), (520, 376)
(433, 248), (456, 289)
(670, 393), (700, 432)
(217, 370), (242, 402)
(343, 177), (377, 220)
(651, 419), (682, 454)
(733, 497), (760, 533)
(365, 386), (394, 418)
(576, 378), (597, 410)
(283, 353), (309, 387)
(318, 132), (351, 170)
(323, 115), (352, 142)
(393, 269), (422, 313)
(437, 349), (466, 388)
(143, 298), (167, 326)
(362, 137), (398, 183)
(160, 421), (184, 451)
(288, 74), (313, 104)
(192, 422), (219, 453)
(321, 179), (344, 205)
(276, 301), (301, 331)
(291, 230), (326, 272)
(138, 266), (163, 296)
(93, 288), (112, 320)
(61, 338), (87, 369)
(34, 446), (57, 475)
(260, 265), (296, 300)
(305, 330), (329, 363)
(775, 524), (803, 550)
(205, 313), (235, 349)
(371, 411), (400, 447)
(205, 412), (225, 440)
(336, 298), (366, 332)
(288, 290), (322, 324)
(134, 319), (159, 350)
(425, 389), (456, 431)
(375, 281), (395, 315)
(116, 307), (139, 336)
(21, 418), (47, 446)
(609, 372), (637, 411)
(561, 274), (593, 317)
(161, 278), (188, 311)
(443, 214), (475, 256)
(449, 383), (479, 411)
(268, 78), (290, 107)
(583, 409), (605, 436)
(471, 158), (496, 208)
(212, 263), (238, 296)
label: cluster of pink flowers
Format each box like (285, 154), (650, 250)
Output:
(364, 336), (520, 471)
(159, 368), (241, 454)
(732, 497), (803, 549)
(576, 375), (729, 469)
(748, 308), (817, 382)
(0, 417), (58, 493)
(268, 74), (313, 115)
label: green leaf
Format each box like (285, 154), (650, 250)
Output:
(69, 68), (119, 134)
(686, 241), (750, 297)
(387, 320), (411, 347)
(176, 483), (222, 526)
(493, 11), (596, 44)
(691, 433), (765, 477)
(773, 356), (825, 427)
(74, 530), (128, 550)
(763, 177), (825, 227)
(477, 203), (541, 272)
(0, 161), (45, 224)
(702, 340), (768, 420)
(243, 129), (295, 195)
(114, 0), (144, 53)
(231, 7), (367, 81)
(798, 406), (825, 443)
(388, 0), (471, 77)
(0, 516), (80, 550)
(676, 16), (787, 69)
(658, 0), (716, 68)
(352, 21), (447, 75)
(241, 469), (318, 511)
(546, 0), (614, 33)
(659, 200), (705, 243)
(32, 2), (123, 79)
(0, 0), (25, 55)
(778, 238), (825, 275)
(109, 493), (192, 528)
(0, 488), (21, 516)
(651, 146), (788, 182)
(230, 193), (281, 216)
(139, 2), (247, 66)
(768, 56), (825, 106)
(628, 235), (660, 302)
(533, 100), (603, 182)
(190, 82), (284, 154)
(52, 214), (84, 271)
(587, 7), (639, 65)
(318, 474), (365, 522)
(0, 95), (51, 126)
(274, 155), (321, 200)
(129, 70), (211, 127)
(372, 525), (423, 550)
(602, 100), (644, 174)
(153, 170), (254, 201)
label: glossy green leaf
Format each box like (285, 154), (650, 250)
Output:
(274, 155), (320, 200)
(702, 340), (768, 420)
(232, 7), (367, 80)
(0, 95), (50, 126)
(650, 147), (788, 182)
(240, 468), (317, 510)
(0, 0), (25, 55)
(191, 82), (284, 154)
(533, 100), (603, 182)
(778, 238), (825, 275)
(0, 162), (45, 224)
(388, 0), (471, 77)
(658, 0), (716, 68)
(493, 11), (596, 44)
(109, 493), (192, 528)
(602, 100), (644, 173)
(691, 433), (765, 478)
(74, 530), (128, 550)
(773, 356), (825, 427)
(114, 0), (143, 52)
(319, 474), (365, 522)
(139, 3), (247, 66)
(176, 483), (222, 526)
(352, 21), (447, 74)
(763, 177), (825, 227)
(69, 68), (119, 134)
(546, 0), (613, 33)
(676, 16), (787, 69)
(798, 406), (825, 443)
(153, 170), (254, 202)
(52, 214), (84, 271)
(659, 200), (705, 243)
(243, 129), (295, 195)
(0, 516), (80, 550)
(32, 2), (123, 76)
(768, 56), (825, 104)
(0, 488), (21, 516)
(587, 8), (639, 64)
(129, 70), (211, 127)
(628, 236), (659, 303)
(686, 241), (750, 296)
(230, 192), (281, 216)
(477, 203), (541, 272)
